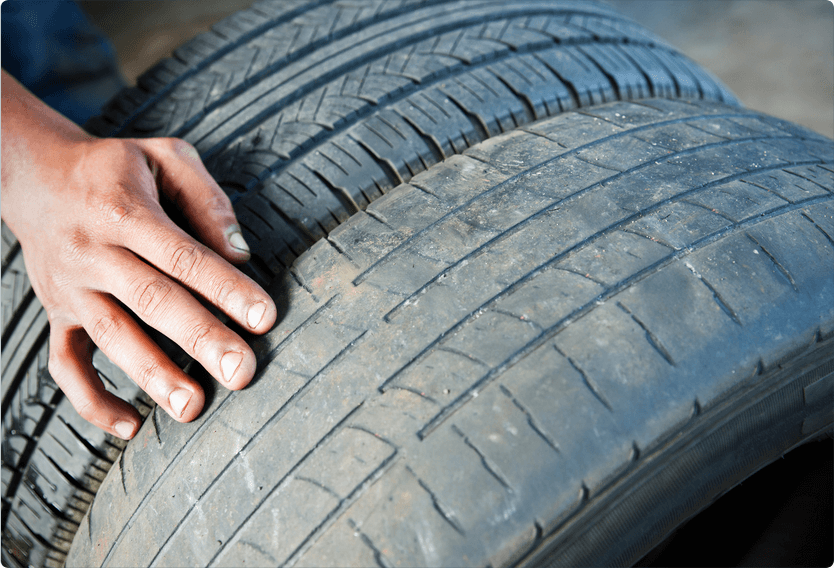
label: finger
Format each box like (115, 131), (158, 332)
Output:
(93, 245), (257, 390)
(48, 325), (143, 439)
(138, 137), (251, 264)
(79, 292), (205, 422)
(116, 208), (276, 335)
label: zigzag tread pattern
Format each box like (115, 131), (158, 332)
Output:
(85, 1), (736, 285)
(0, 238), (151, 568)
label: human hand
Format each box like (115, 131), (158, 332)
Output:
(1, 71), (277, 440)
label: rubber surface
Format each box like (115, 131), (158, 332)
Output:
(66, 99), (834, 567)
(2, 1), (739, 564)
(1, 227), (154, 568)
(86, 0), (738, 283)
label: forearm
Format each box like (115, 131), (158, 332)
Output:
(1, 69), (94, 237)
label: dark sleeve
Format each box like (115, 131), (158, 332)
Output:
(1, 0), (125, 125)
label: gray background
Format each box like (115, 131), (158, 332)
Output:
(80, 0), (834, 138)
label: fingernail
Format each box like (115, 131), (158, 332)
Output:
(227, 229), (250, 255)
(114, 421), (135, 440)
(220, 351), (243, 383)
(247, 301), (266, 329)
(169, 389), (192, 418)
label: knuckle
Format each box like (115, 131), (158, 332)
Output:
(74, 396), (98, 423)
(211, 276), (238, 307)
(130, 276), (173, 318)
(167, 241), (205, 282)
(90, 312), (122, 350)
(171, 138), (199, 159)
(47, 352), (67, 384)
(60, 227), (93, 265)
(133, 358), (162, 391)
(103, 193), (137, 227)
(206, 192), (233, 216)
(182, 321), (216, 356)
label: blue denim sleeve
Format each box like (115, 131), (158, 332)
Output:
(1, 0), (125, 126)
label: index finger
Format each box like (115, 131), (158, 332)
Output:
(123, 211), (276, 334)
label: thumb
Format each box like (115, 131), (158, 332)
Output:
(139, 137), (251, 264)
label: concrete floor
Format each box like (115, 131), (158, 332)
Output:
(80, 0), (834, 139)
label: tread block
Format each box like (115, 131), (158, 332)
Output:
(558, 229), (673, 287)
(464, 128), (569, 177)
(314, 138), (393, 205)
(398, 89), (484, 156)
(574, 134), (674, 172)
(328, 211), (411, 272)
(577, 43), (651, 100)
(623, 201), (733, 251)
(388, 348), (488, 407)
(365, 184), (452, 235)
(1, 260), (31, 330)
(684, 180), (788, 222)
(438, 70), (529, 137)
(492, 266), (605, 330)
(352, 109), (434, 178)
(212, 477), (341, 567)
(524, 108), (626, 149)
(746, 211), (834, 294)
(686, 231), (801, 327)
(442, 310), (541, 368)
(551, 301), (695, 457)
(297, 425), (395, 499)
(292, 516), (379, 568)
(632, 121), (729, 152)
(743, 166), (832, 203)
(408, 153), (511, 208)
(802, 201), (834, 244)
(617, 44), (677, 99)
(646, 50), (702, 99)
(615, 260), (739, 374)
(535, 46), (616, 107)
(334, 462), (469, 567)
(485, 55), (576, 118)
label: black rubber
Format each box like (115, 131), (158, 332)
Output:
(2, 221), (154, 568)
(86, 0), (738, 283)
(65, 99), (834, 567)
(1, 1), (740, 565)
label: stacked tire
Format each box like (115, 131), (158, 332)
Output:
(2, 1), (831, 567)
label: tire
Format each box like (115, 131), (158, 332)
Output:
(65, 98), (834, 567)
(1, 1), (738, 565)
(1, 229), (155, 568)
(86, 0), (738, 283)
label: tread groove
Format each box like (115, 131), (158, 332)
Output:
(616, 302), (676, 366)
(802, 211), (834, 248)
(555, 346), (614, 412)
(352, 112), (769, 286)
(407, 466), (466, 536)
(451, 425), (513, 492)
(57, 418), (110, 463)
(201, 403), (365, 567)
(746, 233), (799, 291)
(416, 190), (832, 440)
(499, 385), (561, 454)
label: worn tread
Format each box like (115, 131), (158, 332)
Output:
(67, 100), (833, 567)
